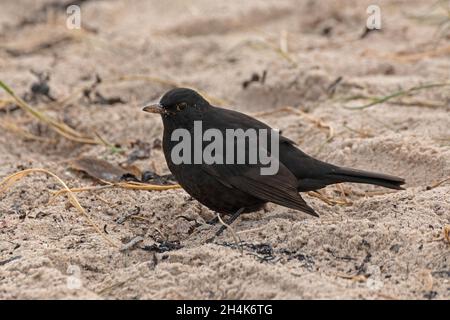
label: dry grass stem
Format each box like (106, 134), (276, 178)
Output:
(0, 168), (119, 248)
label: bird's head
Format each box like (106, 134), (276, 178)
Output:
(143, 88), (209, 125)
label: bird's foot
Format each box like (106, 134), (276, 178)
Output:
(205, 216), (219, 225)
(205, 208), (245, 243)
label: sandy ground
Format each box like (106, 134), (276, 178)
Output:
(0, 0), (449, 300)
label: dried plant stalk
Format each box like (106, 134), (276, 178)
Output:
(0, 81), (102, 145)
(0, 168), (119, 248)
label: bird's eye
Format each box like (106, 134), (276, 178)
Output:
(176, 103), (187, 111)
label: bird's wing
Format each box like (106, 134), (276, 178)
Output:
(206, 106), (297, 145)
(201, 162), (318, 217)
(200, 106), (316, 216)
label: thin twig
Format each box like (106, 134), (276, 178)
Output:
(344, 82), (450, 110)
(0, 80), (103, 145)
(0, 169), (119, 248)
(307, 190), (349, 206)
(52, 181), (180, 197)
(426, 176), (450, 190)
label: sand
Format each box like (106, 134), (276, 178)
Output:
(0, 0), (449, 300)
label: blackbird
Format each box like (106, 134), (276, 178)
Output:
(143, 88), (405, 233)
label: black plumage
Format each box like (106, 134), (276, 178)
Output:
(143, 88), (405, 220)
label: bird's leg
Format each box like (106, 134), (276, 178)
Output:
(205, 216), (219, 225)
(215, 207), (245, 237)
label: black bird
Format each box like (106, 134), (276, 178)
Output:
(143, 88), (405, 233)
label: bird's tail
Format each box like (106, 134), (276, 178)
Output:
(328, 167), (405, 190)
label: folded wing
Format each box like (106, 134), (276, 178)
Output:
(202, 162), (318, 217)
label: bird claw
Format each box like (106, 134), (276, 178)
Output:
(205, 216), (219, 225)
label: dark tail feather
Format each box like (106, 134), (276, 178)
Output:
(329, 167), (405, 190)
